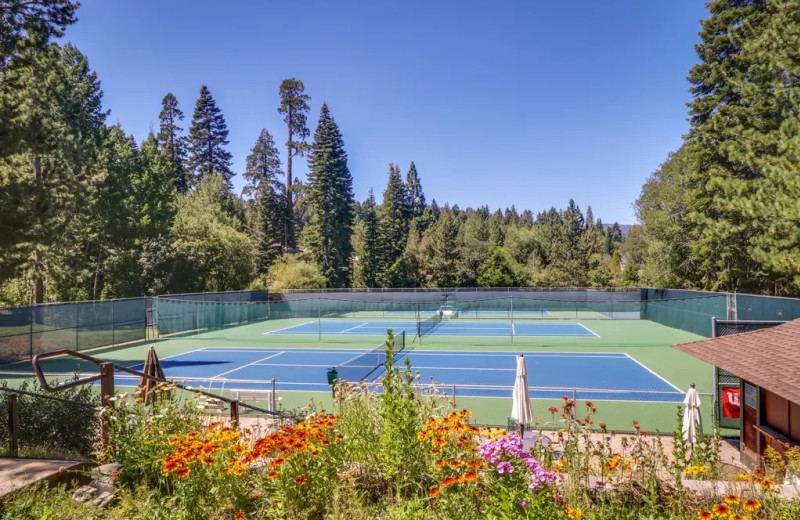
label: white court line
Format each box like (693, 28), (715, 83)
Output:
(339, 322), (369, 333)
(253, 363), (343, 368)
(199, 347), (626, 358)
(262, 321), (317, 334)
(511, 323), (516, 335)
(622, 353), (683, 392)
(211, 351), (284, 379)
(574, 322), (600, 337)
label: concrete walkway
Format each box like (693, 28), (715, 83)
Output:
(0, 458), (93, 498)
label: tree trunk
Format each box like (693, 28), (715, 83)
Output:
(285, 119), (295, 250)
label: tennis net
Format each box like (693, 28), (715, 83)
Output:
(417, 312), (442, 337)
(336, 331), (406, 382)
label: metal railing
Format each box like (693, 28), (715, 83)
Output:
(32, 350), (280, 448)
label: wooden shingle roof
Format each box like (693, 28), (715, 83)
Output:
(673, 319), (800, 404)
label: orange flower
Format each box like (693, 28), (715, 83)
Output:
(743, 499), (761, 511)
(760, 478), (775, 489)
(462, 472), (478, 482)
(269, 457), (287, 468)
(724, 495), (740, 504)
(434, 460), (446, 468)
(295, 474), (307, 486)
(441, 476), (459, 487)
(712, 503), (730, 516)
(729, 515), (746, 520)
(754, 467), (765, 477)
(234, 512), (245, 520)
(696, 511), (712, 520)
(267, 470), (279, 479)
(428, 487), (441, 497)
(176, 467), (191, 478)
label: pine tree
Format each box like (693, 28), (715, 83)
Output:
(0, 0), (78, 72)
(243, 128), (285, 272)
(585, 206), (594, 228)
(137, 131), (177, 238)
(477, 247), (517, 287)
(186, 85), (233, 188)
(157, 92), (188, 193)
(302, 103), (355, 287)
(0, 40), (106, 302)
(379, 163), (411, 270)
(278, 78), (311, 250)
(685, 0), (771, 291)
(405, 161), (426, 219)
(354, 189), (384, 287)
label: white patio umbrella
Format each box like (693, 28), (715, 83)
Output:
(511, 354), (533, 431)
(682, 384), (703, 445)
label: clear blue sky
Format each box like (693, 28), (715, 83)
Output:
(62, 0), (709, 224)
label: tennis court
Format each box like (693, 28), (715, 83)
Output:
(264, 319), (598, 338)
(117, 345), (682, 403)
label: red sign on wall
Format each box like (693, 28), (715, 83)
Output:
(722, 387), (741, 419)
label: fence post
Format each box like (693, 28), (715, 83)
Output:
(572, 388), (577, 403)
(75, 303), (80, 351)
(99, 362), (115, 449)
(8, 393), (19, 457)
(270, 379), (277, 413)
(452, 384), (456, 406)
(230, 400), (239, 428)
(111, 300), (115, 346)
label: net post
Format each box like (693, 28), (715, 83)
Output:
(75, 302), (80, 351)
(510, 295), (514, 344)
(111, 299), (116, 346)
(7, 393), (19, 457)
(317, 298), (321, 342)
(29, 306), (33, 361)
(270, 379), (277, 413)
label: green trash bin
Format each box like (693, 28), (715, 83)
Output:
(327, 367), (338, 396)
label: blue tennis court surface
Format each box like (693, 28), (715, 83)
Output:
(264, 320), (597, 337)
(119, 347), (682, 402)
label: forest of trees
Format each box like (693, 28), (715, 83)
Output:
(1, 0), (799, 306)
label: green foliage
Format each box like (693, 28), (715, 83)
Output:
(157, 92), (188, 194)
(243, 128), (286, 272)
(0, 377), (100, 459)
(186, 85), (233, 188)
(379, 163), (411, 269)
(171, 174), (256, 292)
(0, 0), (79, 72)
(477, 247), (517, 287)
(278, 78), (311, 250)
(302, 103), (355, 288)
(266, 254), (327, 291)
(353, 189), (384, 287)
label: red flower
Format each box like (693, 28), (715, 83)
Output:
(548, 407), (558, 414)
(295, 474), (308, 486)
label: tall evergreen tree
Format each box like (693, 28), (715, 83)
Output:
(0, 40), (106, 302)
(354, 189), (384, 287)
(243, 128), (285, 272)
(684, 0), (770, 292)
(186, 85), (233, 188)
(157, 92), (188, 193)
(0, 0), (78, 73)
(278, 78), (310, 250)
(405, 161), (426, 219)
(379, 163), (411, 269)
(302, 103), (355, 287)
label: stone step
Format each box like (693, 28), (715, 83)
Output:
(0, 457), (94, 501)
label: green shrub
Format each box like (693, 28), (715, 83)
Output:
(0, 377), (100, 459)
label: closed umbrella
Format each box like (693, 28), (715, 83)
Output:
(682, 384), (702, 445)
(511, 354), (533, 432)
(138, 345), (166, 405)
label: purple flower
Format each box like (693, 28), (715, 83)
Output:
(496, 461), (514, 474)
(521, 500), (528, 508)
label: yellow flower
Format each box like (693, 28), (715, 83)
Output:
(724, 495), (740, 505)
(712, 503), (730, 516)
(697, 511), (712, 520)
(742, 499), (761, 511)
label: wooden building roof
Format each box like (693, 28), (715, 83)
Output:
(673, 319), (800, 404)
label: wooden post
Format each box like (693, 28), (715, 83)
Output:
(100, 362), (115, 448)
(8, 393), (19, 458)
(230, 400), (239, 428)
